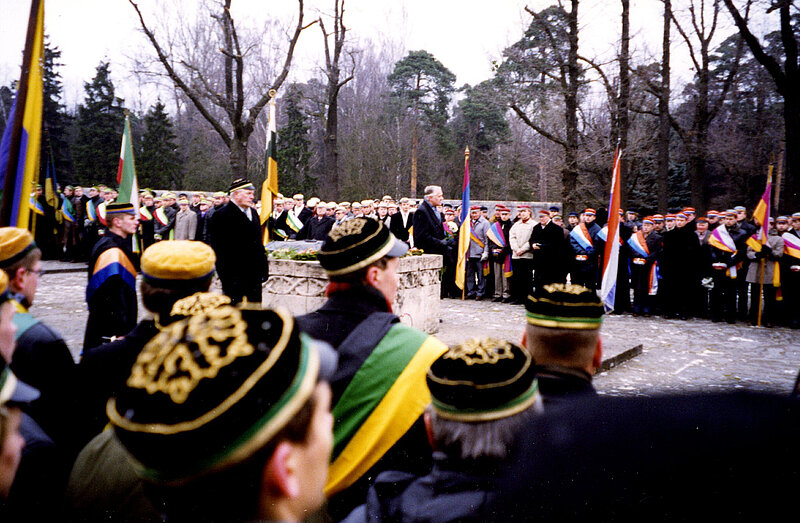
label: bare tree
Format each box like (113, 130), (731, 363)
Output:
(669, 0), (745, 212)
(128, 0), (314, 179)
(658, 0), (671, 212)
(722, 0), (799, 210)
(318, 0), (354, 199)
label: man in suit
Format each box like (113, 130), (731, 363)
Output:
(389, 197), (414, 244)
(413, 185), (456, 297)
(529, 210), (567, 292)
(209, 179), (269, 304)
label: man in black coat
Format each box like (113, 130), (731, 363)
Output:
(296, 204), (334, 240)
(389, 197), (414, 244)
(209, 179), (269, 304)
(529, 210), (567, 292)
(412, 185), (451, 255)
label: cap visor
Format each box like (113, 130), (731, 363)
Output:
(386, 235), (409, 258)
(9, 378), (40, 406)
(303, 335), (338, 382)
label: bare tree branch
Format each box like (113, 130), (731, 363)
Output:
(510, 103), (567, 148)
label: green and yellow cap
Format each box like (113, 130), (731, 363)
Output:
(525, 283), (604, 330)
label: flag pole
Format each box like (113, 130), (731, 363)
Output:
(461, 146), (469, 300)
(757, 162), (775, 327)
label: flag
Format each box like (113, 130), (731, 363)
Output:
(44, 147), (61, 224)
(599, 147), (622, 311)
(746, 165), (772, 252)
(455, 147), (471, 292)
(116, 114), (140, 252)
(260, 93), (279, 245)
(0, 0), (45, 230)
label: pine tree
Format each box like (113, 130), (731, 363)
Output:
(138, 100), (182, 189)
(275, 85), (314, 196)
(42, 37), (72, 183)
(71, 62), (125, 187)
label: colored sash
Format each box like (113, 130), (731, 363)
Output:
(709, 225), (737, 253)
(30, 197), (44, 216)
(287, 211), (304, 233)
(469, 225), (485, 249)
(627, 231), (659, 295)
(487, 222), (513, 277)
(86, 200), (97, 222)
(325, 323), (447, 497)
(97, 201), (108, 226)
(12, 300), (38, 340)
(570, 222), (593, 252)
(139, 206), (153, 222)
(61, 201), (75, 223)
(597, 225), (623, 245)
(784, 232), (800, 259)
(154, 206), (169, 226)
(86, 247), (137, 302)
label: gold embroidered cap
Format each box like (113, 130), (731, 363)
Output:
(108, 305), (336, 485)
(525, 283), (604, 330)
(141, 241), (216, 288)
(0, 227), (37, 269)
(318, 218), (407, 276)
(427, 338), (540, 422)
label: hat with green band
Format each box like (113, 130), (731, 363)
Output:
(525, 283), (604, 330)
(108, 305), (337, 485)
(317, 218), (408, 276)
(426, 338), (541, 422)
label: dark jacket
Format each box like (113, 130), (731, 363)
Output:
(390, 210), (415, 243)
(297, 214), (334, 241)
(534, 364), (597, 407)
(413, 200), (451, 255)
(84, 231), (139, 352)
(530, 220), (567, 285)
(342, 452), (501, 523)
(209, 202), (269, 303)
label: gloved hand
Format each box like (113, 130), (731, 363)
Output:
(761, 246), (772, 257)
(480, 252), (488, 262)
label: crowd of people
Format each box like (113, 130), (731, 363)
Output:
(1, 175), (800, 521)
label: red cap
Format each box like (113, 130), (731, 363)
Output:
(539, 209), (550, 216)
(470, 205), (481, 210)
(518, 205), (531, 210)
(584, 208), (596, 215)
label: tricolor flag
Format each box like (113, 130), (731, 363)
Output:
(260, 93), (279, 246)
(454, 147), (471, 292)
(116, 114), (140, 251)
(0, 0), (44, 230)
(746, 165), (772, 252)
(599, 147), (622, 311)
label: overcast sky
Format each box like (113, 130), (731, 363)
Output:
(0, 0), (737, 111)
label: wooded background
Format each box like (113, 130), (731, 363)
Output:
(1, 0), (797, 215)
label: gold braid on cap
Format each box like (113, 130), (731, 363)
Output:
(442, 338), (515, 365)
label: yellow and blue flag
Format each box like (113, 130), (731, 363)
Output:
(0, 0), (44, 230)
(455, 147), (470, 292)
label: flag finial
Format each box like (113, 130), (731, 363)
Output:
(465, 146), (470, 157)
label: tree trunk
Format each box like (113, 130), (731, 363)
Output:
(562, 0), (581, 214)
(657, 0), (671, 213)
(619, 0), (630, 209)
(322, 84), (339, 199)
(229, 137), (248, 179)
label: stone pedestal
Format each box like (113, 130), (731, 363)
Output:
(263, 254), (442, 333)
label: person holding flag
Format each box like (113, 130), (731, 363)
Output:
(743, 168), (782, 327)
(708, 210), (749, 323)
(116, 113), (140, 253)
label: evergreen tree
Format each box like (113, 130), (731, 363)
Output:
(72, 61), (125, 186)
(42, 37), (73, 183)
(275, 85), (314, 196)
(0, 84), (14, 137)
(138, 100), (182, 189)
